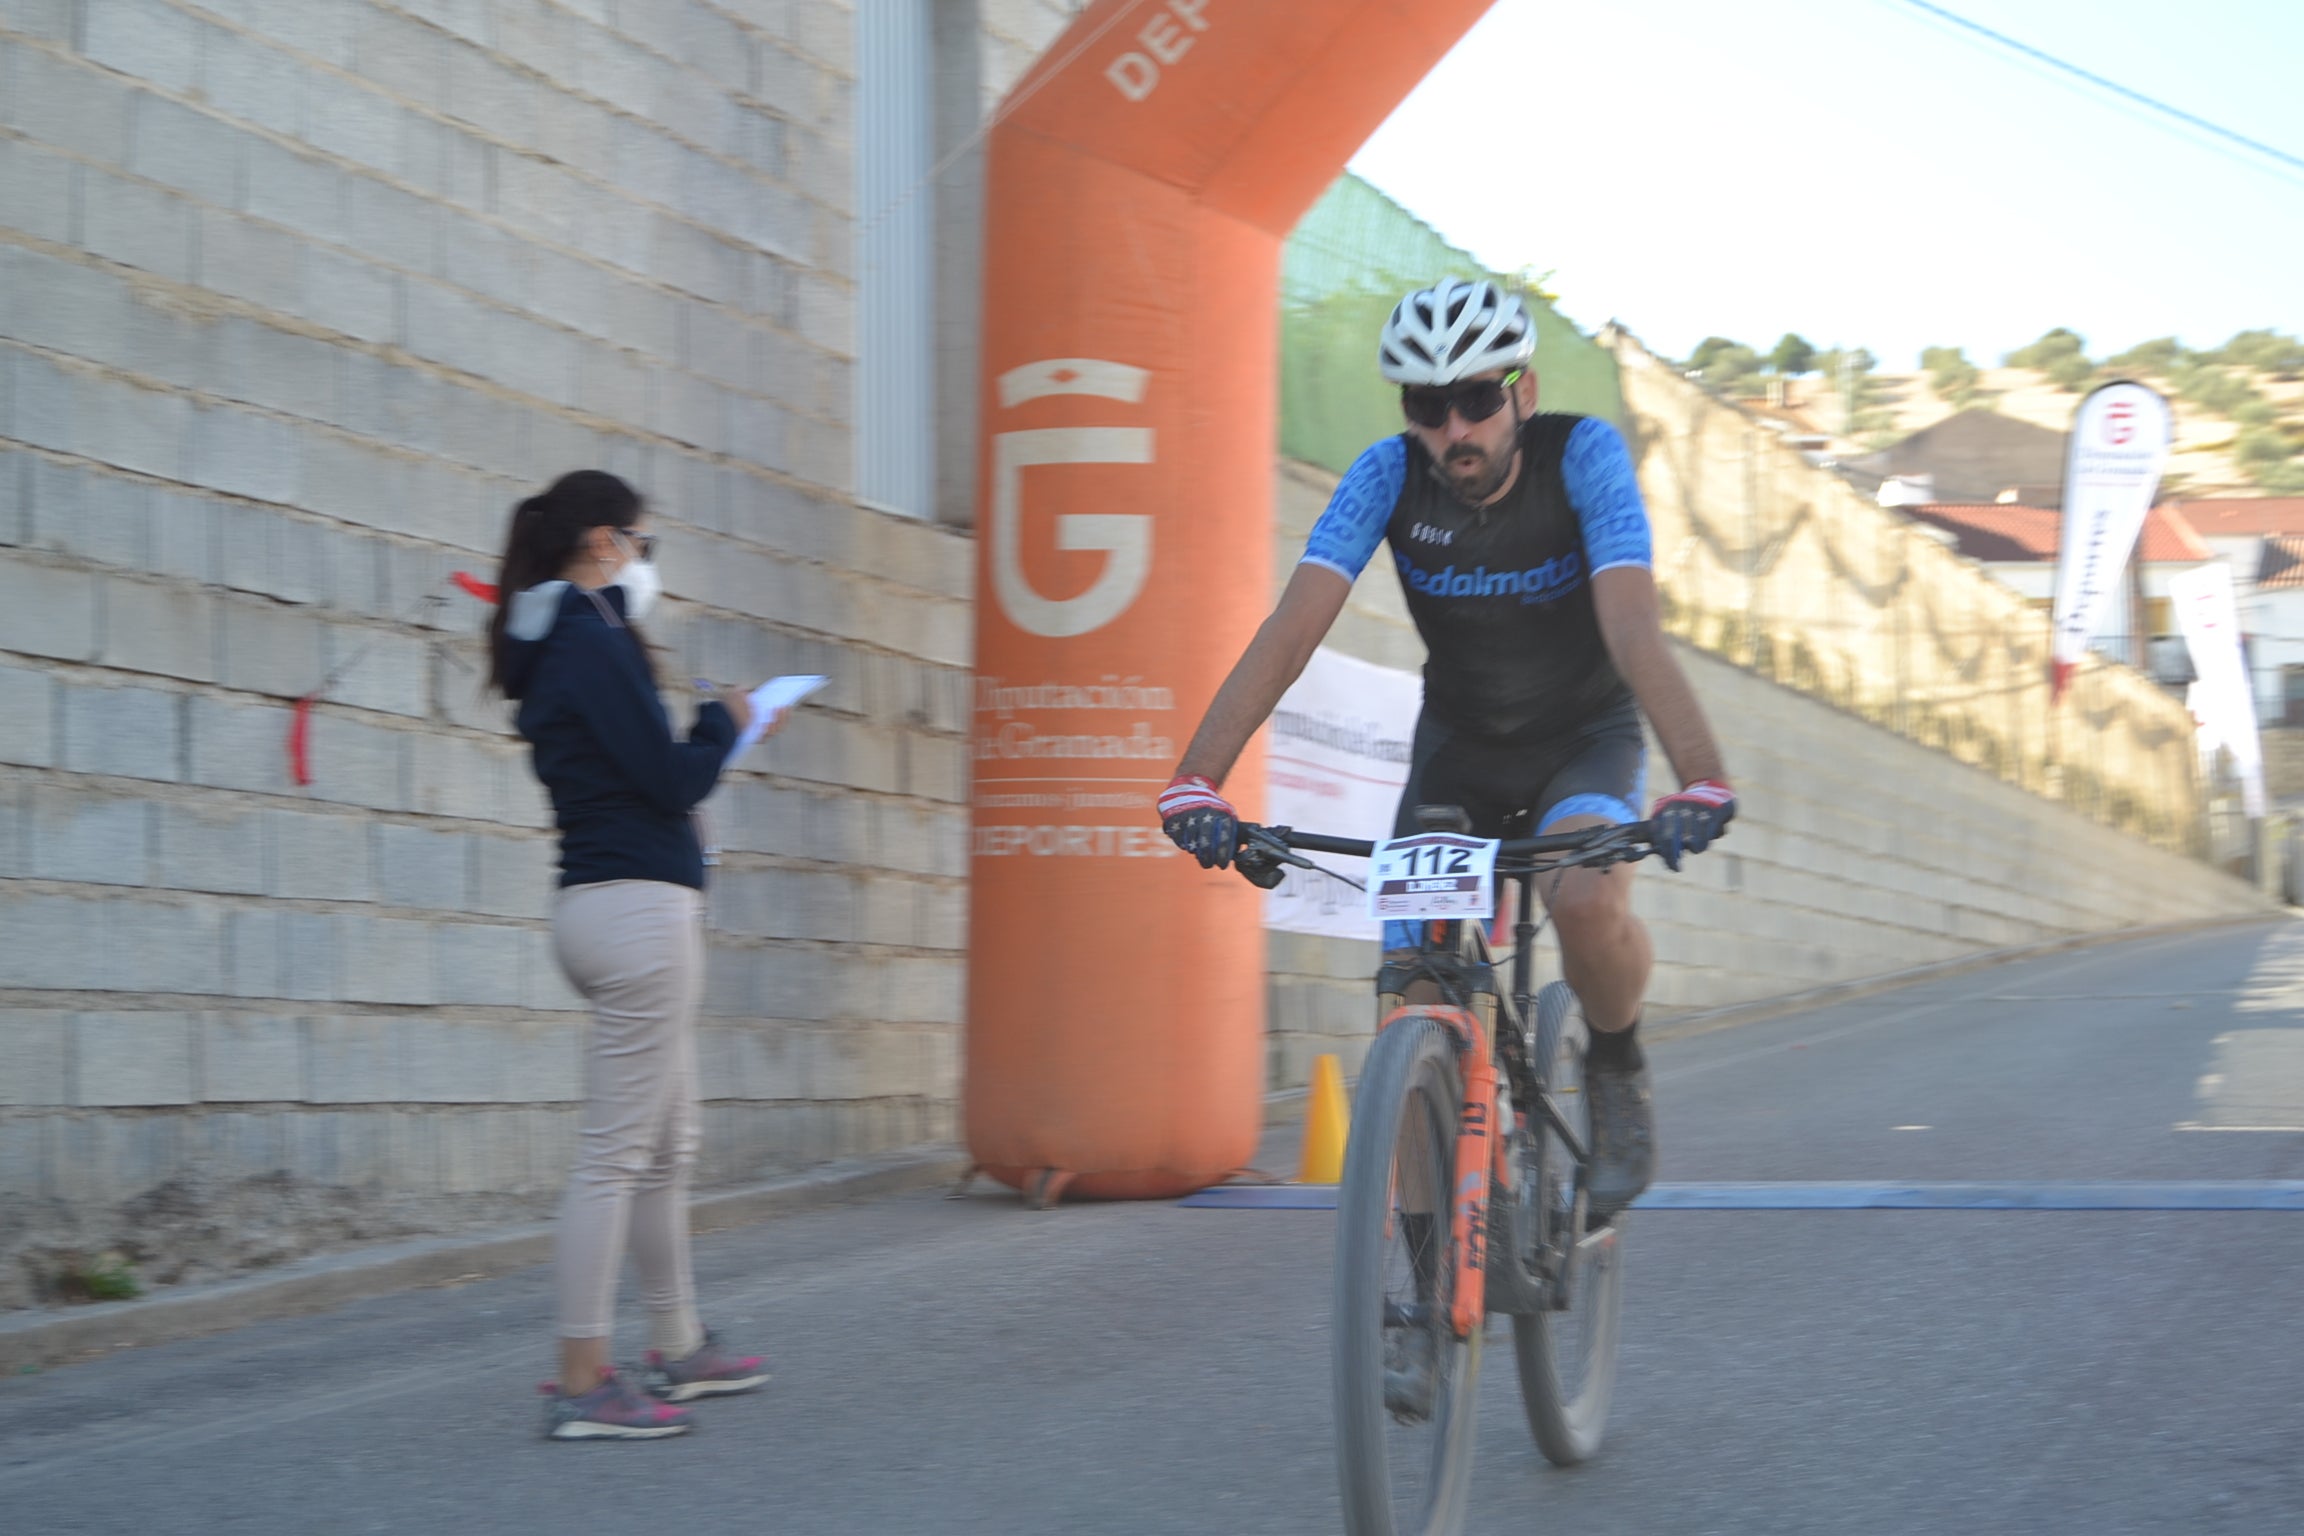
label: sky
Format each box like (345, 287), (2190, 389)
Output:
(1346, 0), (2304, 371)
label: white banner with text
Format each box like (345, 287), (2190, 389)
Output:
(2051, 381), (2173, 698)
(1262, 647), (1421, 939)
(2170, 561), (2265, 817)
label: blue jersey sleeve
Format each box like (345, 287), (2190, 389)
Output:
(1299, 436), (1407, 581)
(1562, 417), (1651, 574)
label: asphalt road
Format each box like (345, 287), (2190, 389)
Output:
(8, 919), (2304, 1535)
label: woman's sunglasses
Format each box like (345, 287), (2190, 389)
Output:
(1400, 368), (1525, 430)
(617, 527), (658, 561)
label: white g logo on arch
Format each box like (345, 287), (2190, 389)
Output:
(990, 358), (1154, 639)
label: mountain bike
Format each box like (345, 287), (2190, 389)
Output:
(1235, 809), (1658, 1536)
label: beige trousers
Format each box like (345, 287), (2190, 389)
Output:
(551, 879), (704, 1346)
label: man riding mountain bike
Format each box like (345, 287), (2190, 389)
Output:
(1158, 278), (1735, 1215)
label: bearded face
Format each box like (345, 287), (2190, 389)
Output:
(1403, 367), (1536, 510)
(1436, 433), (1519, 506)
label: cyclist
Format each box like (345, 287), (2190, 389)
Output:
(1159, 278), (1734, 1215)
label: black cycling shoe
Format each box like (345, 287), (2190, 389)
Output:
(1583, 1059), (1655, 1217)
(1383, 1323), (1440, 1422)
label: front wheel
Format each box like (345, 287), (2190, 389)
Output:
(1513, 980), (1626, 1466)
(1334, 1011), (1482, 1536)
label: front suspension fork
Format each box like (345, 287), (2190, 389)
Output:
(1448, 1036), (1501, 1339)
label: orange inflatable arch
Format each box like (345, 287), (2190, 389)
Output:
(965, 0), (1496, 1202)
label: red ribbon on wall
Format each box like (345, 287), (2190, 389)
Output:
(285, 574), (501, 787)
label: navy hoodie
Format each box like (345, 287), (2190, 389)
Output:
(500, 583), (735, 891)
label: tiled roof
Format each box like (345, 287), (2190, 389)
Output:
(2166, 498), (2304, 537)
(1904, 503), (2211, 564)
(1904, 504), (2055, 561)
(2258, 534), (2304, 590)
(2136, 505), (2212, 562)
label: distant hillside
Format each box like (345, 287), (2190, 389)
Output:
(1682, 329), (2304, 499)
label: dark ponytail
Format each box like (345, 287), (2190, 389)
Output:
(485, 470), (646, 694)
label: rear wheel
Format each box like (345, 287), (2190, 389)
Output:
(1512, 981), (1625, 1466)
(1334, 1011), (1482, 1536)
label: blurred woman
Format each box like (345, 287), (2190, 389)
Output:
(487, 470), (780, 1441)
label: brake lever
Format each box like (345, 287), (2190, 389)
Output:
(1242, 825), (1318, 871)
(1242, 825), (1368, 893)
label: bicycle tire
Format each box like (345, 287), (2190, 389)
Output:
(1512, 980), (1626, 1467)
(1334, 1011), (1483, 1536)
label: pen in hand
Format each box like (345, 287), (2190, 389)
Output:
(695, 679), (756, 736)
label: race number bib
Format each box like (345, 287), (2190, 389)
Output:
(1366, 833), (1499, 921)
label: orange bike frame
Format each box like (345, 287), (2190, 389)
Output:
(1450, 1038), (1498, 1338)
(1377, 1003), (1508, 1339)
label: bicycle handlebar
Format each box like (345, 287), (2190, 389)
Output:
(1238, 819), (1656, 864)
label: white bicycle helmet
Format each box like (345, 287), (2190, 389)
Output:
(1378, 279), (1536, 385)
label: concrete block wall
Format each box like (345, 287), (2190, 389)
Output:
(930, 0), (1084, 525)
(0, 0), (1003, 1305)
(1263, 460), (2269, 1091)
(1609, 328), (2204, 856)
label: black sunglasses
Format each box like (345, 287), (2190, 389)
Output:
(1401, 368), (1525, 430)
(617, 527), (658, 561)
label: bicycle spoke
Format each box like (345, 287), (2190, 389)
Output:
(1513, 980), (1626, 1466)
(1335, 1013), (1481, 1536)
(1378, 1084), (1451, 1522)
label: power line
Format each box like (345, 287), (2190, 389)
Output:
(1891, 0), (2304, 186)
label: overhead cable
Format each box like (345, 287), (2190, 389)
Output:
(1892, 0), (2304, 187)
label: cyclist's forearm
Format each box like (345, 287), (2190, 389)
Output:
(1592, 567), (1726, 787)
(1175, 565), (1349, 787)
(1620, 637), (1726, 786)
(1175, 628), (1315, 786)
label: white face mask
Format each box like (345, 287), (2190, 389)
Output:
(602, 529), (662, 621)
(616, 553), (662, 621)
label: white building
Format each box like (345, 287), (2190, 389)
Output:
(1900, 502), (2217, 679)
(2166, 500), (2304, 725)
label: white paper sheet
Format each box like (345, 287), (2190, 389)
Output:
(724, 674), (827, 766)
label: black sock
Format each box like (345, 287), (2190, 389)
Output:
(1587, 1015), (1644, 1072)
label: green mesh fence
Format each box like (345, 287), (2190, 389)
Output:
(1279, 174), (1624, 477)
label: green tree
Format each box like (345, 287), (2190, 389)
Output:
(2234, 423), (2297, 477)
(2171, 361), (2266, 419)
(1920, 345), (1981, 406)
(1809, 345), (1889, 433)
(1686, 336), (1743, 373)
(2260, 461), (2304, 494)
(1715, 347), (1767, 397)
(1812, 346), (1879, 380)
(1768, 332), (1816, 376)
(2234, 417), (2304, 500)
(2006, 327), (2087, 371)
(1687, 337), (1764, 396)
(2044, 352), (2097, 392)
(2107, 336), (2186, 375)
(2214, 328), (2304, 378)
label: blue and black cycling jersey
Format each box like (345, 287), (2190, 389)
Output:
(1301, 413), (1652, 737)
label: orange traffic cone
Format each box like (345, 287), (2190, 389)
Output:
(1298, 1053), (1350, 1184)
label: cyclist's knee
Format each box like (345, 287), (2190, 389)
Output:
(1546, 872), (1634, 937)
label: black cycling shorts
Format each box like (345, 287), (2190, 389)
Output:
(1391, 699), (1649, 840)
(1384, 701), (1648, 950)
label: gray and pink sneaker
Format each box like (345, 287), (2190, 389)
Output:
(540, 1368), (696, 1440)
(642, 1331), (771, 1402)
